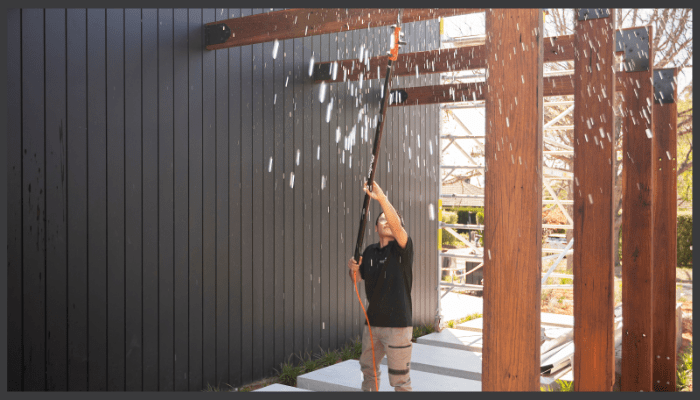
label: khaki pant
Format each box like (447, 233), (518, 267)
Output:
(359, 325), (413, 392)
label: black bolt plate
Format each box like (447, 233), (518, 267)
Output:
(653, 68), (676, 104)
(204, 23), (231, 47)
(578, 8), (610, 20)
(615, 27), (650, 72)
(389, 89), (408, 105)
(313, 63), (332, 81)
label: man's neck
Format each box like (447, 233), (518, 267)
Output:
(379, 236), (394, 248)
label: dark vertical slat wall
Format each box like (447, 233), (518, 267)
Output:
(238, 7), (253, 387)
(201, 8), (217, 390)
(262, 12), (275, 375)
(86, 8), (108, 391)
(273, 9), (286, 369)
(141, 8), (159, 391)
(45, 8), (68, 392)
(7, 8), (23, 393)
(158, 8), (175, 391)
(66, 8), (89, 391)
(214, 8), (231, 389)
(186, 8), (204, 391)
(226, 9), (243, 388)
(173, 8), (190, 391)
(123, 8), (143, 391)
(7, 9), (440, 391)
(106, 9), (126, 391)
(21, 7), (46, 392)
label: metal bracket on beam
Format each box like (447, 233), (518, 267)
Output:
(653, 68), (676, 104)
(577, 8), (610, 21)
(313, 63), (333, 81)
(390, 89), (408, 105)
(204, 23), (231, 47)
(615, 27), (650, 72)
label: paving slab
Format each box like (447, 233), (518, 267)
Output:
(540, 313), (575, 328)
(455, 312), (574, 333)
(416, 328), (484, 352)
(380, 342), (482, 380)
(253, 383), (311, 392)
(297, 359), (481, 391)
(439, 291), (483, 322)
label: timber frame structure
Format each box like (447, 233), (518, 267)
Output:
(207, 8), (678, 391)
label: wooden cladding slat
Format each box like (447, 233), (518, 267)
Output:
(314, 34), (574, 83)
(388, 75), (577, 107)
(482, 9), (543, 392)
(572, 12), (616, 392)
(651, 68), (678, 392)
(619, 26), (655, 392)
(205, 8), (483, 50)
(7, 8), (23, 392)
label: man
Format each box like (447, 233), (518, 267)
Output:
(347, 181), (414, 392)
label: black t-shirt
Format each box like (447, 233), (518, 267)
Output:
(359, 236), (413, 327)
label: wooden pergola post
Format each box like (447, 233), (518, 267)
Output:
(482, 9), (543, 391)
(572, 9), (616, 391)
(651, 67), (678, 391)
(617, 25), (654, 392)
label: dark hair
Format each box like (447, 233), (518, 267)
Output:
(375, 211), (404, 227)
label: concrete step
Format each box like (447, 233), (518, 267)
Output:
(377, 342), (567, 390)
(380, 342), (482, 380)
(253, 383), (311, 392)
(297, 359), (482, 391)
(416, 328), (484, 352)
(455, 312), (574, 332)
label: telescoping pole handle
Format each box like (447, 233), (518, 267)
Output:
(352, 14), (403, 263)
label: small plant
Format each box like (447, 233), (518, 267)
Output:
(412, 324), (436, 341)
(558, 379), (574, 391)
(340, 342), (354, 361)
(560, 277), (573, 285)
(448, 320), (455, 328)
(676, 341), (693, 391)
(317, 346), (341, 367)
(540, 379), (573, 392)
(352, 336), (363, 359)
(275, 354), (305, 387)
(541, 289), (553, 302)
(202, 382), (235, 392)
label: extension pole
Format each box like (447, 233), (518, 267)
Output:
(351, 9), (404, 392)
(353, 19), (404, 264)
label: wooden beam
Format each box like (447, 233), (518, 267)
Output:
(204, 8), (483, 50)
(619, 25), (654, 392)
(482, 9), (543, 392)
(572, 10), (616, 392)
(314, 34), (574, 83)
(387, 75), (578, 106)
(651, 67), (678, 392)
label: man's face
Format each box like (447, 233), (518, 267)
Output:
(375, 213), (394, 238)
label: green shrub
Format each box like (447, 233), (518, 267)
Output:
(454, 206), (484, 225)
(441, 211), (461, 246)
(677, 214), (692, 268)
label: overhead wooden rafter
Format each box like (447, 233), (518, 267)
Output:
(313, 34), (574, 83)
(387, 75), (579, 107)
(204, 8), (484, 50)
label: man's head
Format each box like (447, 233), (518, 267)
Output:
(375, 211), (404, 238)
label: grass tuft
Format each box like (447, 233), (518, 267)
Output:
(677, 341), (693, 391)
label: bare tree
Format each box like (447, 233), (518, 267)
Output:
(544, 9), (693, 273)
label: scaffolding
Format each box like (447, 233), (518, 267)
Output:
(436, 28), (577, 324)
